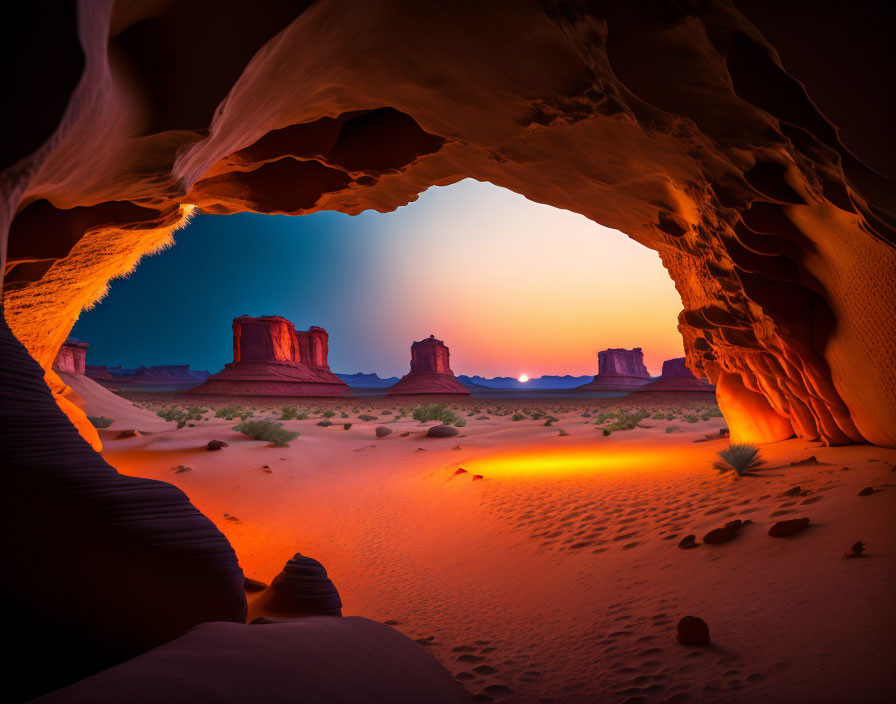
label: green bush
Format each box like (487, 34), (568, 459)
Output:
(412, 404), (458, 425)
(603, 428), (611, 436)
(511, 413), (525, 421)
(604, 409), (650, 432)
(454, 418), (467, 427)
(665, 425), (680, 433)
(88, 416), (114, 429)
(713, 444), (766, 476)
(216, 406), (251, 421)
(322, 410), (336, 418)
(280, 406), (298, 420)
(232, 419), (299, 446)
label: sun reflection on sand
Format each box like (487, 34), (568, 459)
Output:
(460, 439), (697, 480)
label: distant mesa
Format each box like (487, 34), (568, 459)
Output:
(574, 348), (652, 392)
(53, 338), (89, 375)
(86, 364), (209, 386)
(192, 315), (350, 396)
(636, 357), (715, 392)
(458, 374), (593, 390)
(336, 372), (400, 388)
(387, 335), (470, 395)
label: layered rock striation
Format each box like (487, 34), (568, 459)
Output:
(387, 335), (470, 395)
(192, 316), (350, 396)
(575, 348), (652, 392)
(636, 357), (716, 392)
(5, 1), (893, 445)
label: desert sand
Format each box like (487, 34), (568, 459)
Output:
(93, 390), (896, 704)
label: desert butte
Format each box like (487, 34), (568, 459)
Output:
(86, 388), (896, 704)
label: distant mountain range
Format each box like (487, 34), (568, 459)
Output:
(336, 372), (400, 388)
(457, 374), (594, 389)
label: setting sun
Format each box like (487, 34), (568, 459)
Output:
(518, 373), (529, 382)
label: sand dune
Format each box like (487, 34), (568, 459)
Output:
(100, 395), (896, 703)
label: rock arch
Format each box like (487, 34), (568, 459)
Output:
(4, 2), (893, 448)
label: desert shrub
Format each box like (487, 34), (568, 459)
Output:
(280, 406), (298, 420)
(316, 420), (332, 427)
(665, 425), (681, 433)
(665, 412), (676, 420)
(382, 410), (392, 415)
(477, 415), (489, 420)
(454, 418), (467, 427)
(412, 404), (458, 425)
(713, 443), (766, 476)
(685, 415), (699, 423)
(581, 411), (591, 418)
(216, 406), (251, 421)
(603, 428), (611, 436)
(88, 416), (114, 429)
(604, 409), (650, 432)
(322, 410), (336, 418)
(558, 428), (569, 436)
(653, 413), (666, 420)
(511, 413), (525, 421)
(358, 414), (378, 422)
(232, 419), (299, 447)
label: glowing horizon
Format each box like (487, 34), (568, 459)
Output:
(73, 179), (684, 377)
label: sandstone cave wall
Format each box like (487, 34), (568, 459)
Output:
(1, 0), (894, 446)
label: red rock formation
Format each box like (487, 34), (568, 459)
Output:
(3, 3), (894, 447)
(387, 335), (470, 395)
(52, 338), (88, 375)
(636, 357), (716, 392)
(85, 365), (118, 384)
(575, 348), (652, 392)
(193, 316), (349, 397)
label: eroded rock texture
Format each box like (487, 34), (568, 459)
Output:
(637, 357), (716, 392)
(0, 3), (894, 443)
(193, 315), (350, 396)
(0, 311), (247, 702)
(52, 337), (88, 374)
(388, 335), (470, 395)
(576, 347), (653, 392)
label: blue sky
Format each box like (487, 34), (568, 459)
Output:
(73, 180), (683, 377)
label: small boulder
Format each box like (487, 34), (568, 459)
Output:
(427, 424), (459, 438)
(781, 486), (803, 497)
(678, 534), (699, 550)
(677, 616), (710, 645)
(207, 439), (228, 451)
(472, 474), (484, 481)
(703, 519), (744, 545)
(116, 429), (140, 439)
(845, 541), (866, 558)
(768, 517), (810, 537)
(375, 426), (393, 438)
(857, 486), (875, 496)
(173, 464), (192, 473)
(454, 468), (468, 475)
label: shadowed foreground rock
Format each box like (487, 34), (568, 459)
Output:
(251, 553), (343, 619)
(677, 616), (711, 646)
(0, 311), (247, 702)
(34, 619), (472, 704)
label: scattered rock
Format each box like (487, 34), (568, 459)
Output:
(173, 464), (192, 473)
(400, 431), (410, 437)
(780, 486), (804, 497)
(383, 619), (400, 626)
(375, 426), (393, 438)
(472, 475), (484, 481)
(857, 486), (875, 496)
(844, 541), (866, 558)
(841, 466), (852, 471)
(789, 456), (819, 466)
(427, 424), (459, 438)
(252, 553), (342, 617)
(452, 444), (462, 450)
(207, 439), (228, 451)
(678, 534), (699, 550)
(677, 616), (710, 645)
(414, 448), (427, 452)
(244, 577), (269, 592)
(454, 468), (468, 475)
(702, 519), (746, 544)
(768, 517), (810, 537)
(115, 429), (140, 439)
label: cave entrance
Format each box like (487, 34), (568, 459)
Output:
(71, 179), (686, 386)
